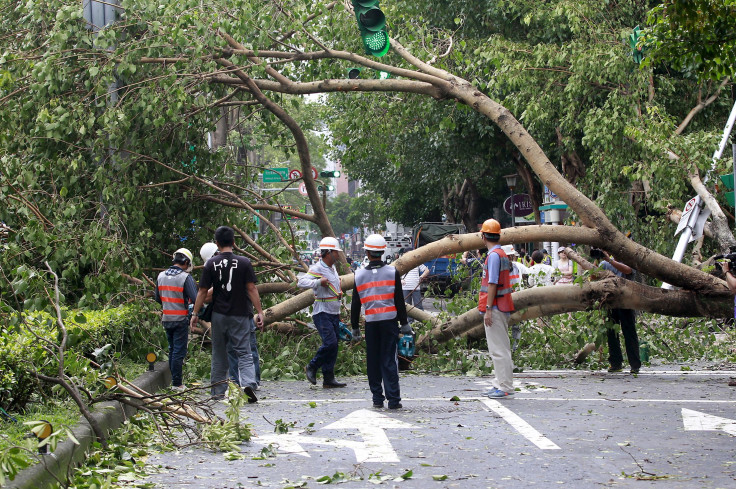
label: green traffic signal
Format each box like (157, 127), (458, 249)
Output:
(352, 0), (390, 57)
(318, 185), (335, 191)
(320, 170), (341, 178)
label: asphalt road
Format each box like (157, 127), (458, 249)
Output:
(144, 368), (736, 488)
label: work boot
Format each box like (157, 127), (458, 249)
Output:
(322, 371), (347, 388)
(305, 364), (317, 385)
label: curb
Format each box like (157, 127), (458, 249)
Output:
(5, 362), (171, 489)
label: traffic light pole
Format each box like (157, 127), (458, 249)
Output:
(663, 99), (736, 289)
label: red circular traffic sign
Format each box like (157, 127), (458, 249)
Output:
(289, 169), (302, 180)
(299, 182), (308, 196)
(311, 167), (318, 179)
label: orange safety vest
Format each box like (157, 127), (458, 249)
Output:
(477, 248), (515, 313)
(157, 270), (190, 321)
(355, 265), (398, 322)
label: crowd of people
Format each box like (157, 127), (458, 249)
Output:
(154, 223), (643, 406)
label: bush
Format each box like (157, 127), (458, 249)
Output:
(0, 303), (165, 412)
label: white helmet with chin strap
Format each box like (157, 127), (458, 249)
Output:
(364, 234), (387, 252)
(173, 248), (194, 272)
(200, 242), (218, 263)
(318, 236), (342, 252)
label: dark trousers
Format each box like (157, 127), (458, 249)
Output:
(309, 312), (340, 374)
(607, 308), (641, 370)
(365, 319), (401, 407)
(164, 319), (189, 387)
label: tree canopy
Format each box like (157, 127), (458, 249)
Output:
(0, 0), (734, 329)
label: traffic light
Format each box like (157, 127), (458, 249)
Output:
(320, 170), (341, 178)
(348, 67), (362, 79)
(352, 0), (390, 57)
(628, 26), (645, 64)
(318, 185), (335, 191)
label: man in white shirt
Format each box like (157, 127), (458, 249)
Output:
(401, 262), (429, 334)
(527, 250), (556, 287)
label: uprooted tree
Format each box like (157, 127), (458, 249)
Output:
(1, 0), (735, 344)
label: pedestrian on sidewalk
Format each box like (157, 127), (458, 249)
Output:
(155, 248), (198, 391)
(351, 234), (409, 409)
(190, 226), (264, 403)
(478, 219), (516, 399)
(298, 237), (348, 388)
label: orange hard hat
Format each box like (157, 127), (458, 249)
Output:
(480, 219), (501, 234)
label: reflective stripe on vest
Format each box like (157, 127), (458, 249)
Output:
(157, 270), (190, 321)
(355, 265), (398, 322)
(478, 248), (515, 313)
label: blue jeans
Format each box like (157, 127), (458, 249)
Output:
(309, 312), (340, 374)
(163, 319), (189, 387)
(210, 312), (256, 396)
(403, 289), (424, 324)
(365, 319), (401, 407)
(228, 324), (260, 384)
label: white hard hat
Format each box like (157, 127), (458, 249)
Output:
(173, 248), (193, 263)
(364, 234), (387, 251)
(501, 244), (517, 256)
(200, 242), (218, 262)
(318, 236), (342, 252)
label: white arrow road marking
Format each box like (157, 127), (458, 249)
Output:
(682, 408), (736, 436)
(254, 431), (366, 458)
(253, 409), (416, 463)
(323, 409), (415, 463)
(481, 399), (560, 450)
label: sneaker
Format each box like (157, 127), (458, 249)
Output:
(630, 367), (640, 374)
(372, 402), (384, 409)
(388, 403), (403, 410)
(486, 388), (514, 398)
(243, 386), (258, 404)
(172, 384), (187, 392)
(607, 366), (623, 373)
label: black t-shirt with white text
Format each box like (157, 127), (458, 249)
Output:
(199, 252), (257, 317)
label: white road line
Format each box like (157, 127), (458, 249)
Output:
(257, 396), (736, 404)
(517, 370), (736, 377)
(480, 399), (561, 450)
(494, 397), (736, 404)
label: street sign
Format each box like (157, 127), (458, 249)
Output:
(263, 167), (288, 183)
(503, 194), (534, 216)
(675, 196), (698, 236)
(299, 182), (308, 196)
(289, 169), (302, 180)
(311, 167), (318, 179)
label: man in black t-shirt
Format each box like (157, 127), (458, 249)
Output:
(191, 226), (264, 401)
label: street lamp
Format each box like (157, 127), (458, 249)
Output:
(504, 173), (519, 228)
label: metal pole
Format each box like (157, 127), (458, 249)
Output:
(510, 187), (515, 228)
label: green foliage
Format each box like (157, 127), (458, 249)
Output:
(0, 303), (165, 411)
(645, 0), (736, 81)
(0, 403), (78, 484)
(201, 383), (252, 452)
